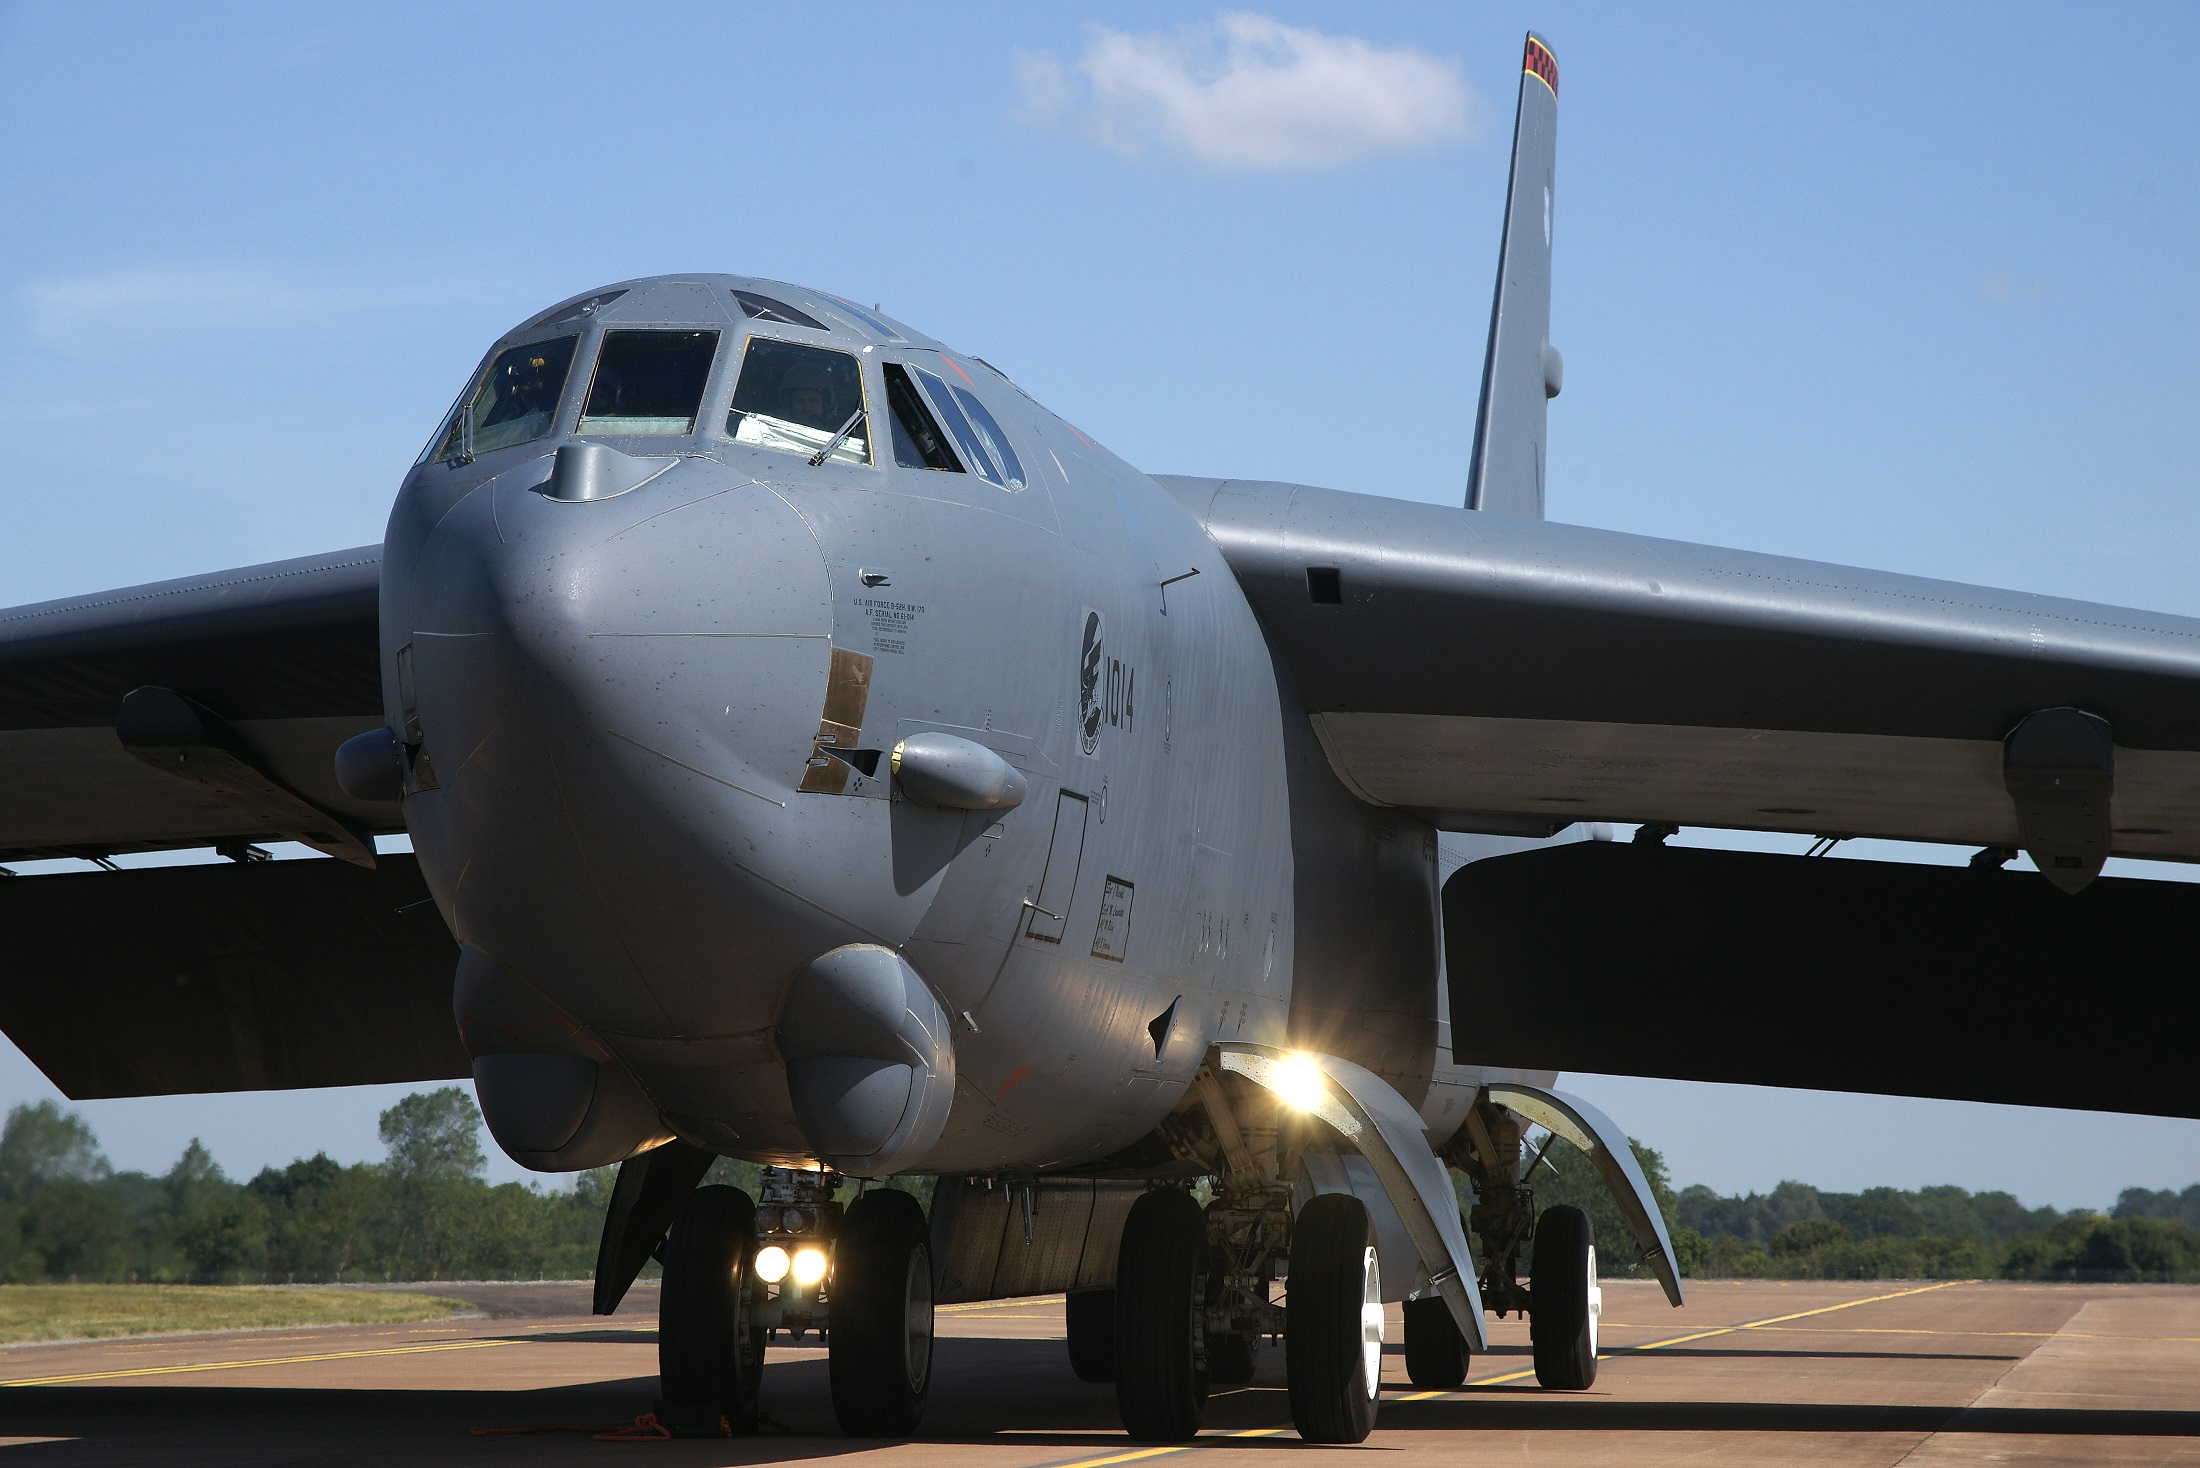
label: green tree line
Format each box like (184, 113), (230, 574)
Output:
(2, 1089), (2193, 1285)
(0, 1090), (928, 1285)
(0, 1089), (613, 1282)
(1517, 1136), (2200, 1284)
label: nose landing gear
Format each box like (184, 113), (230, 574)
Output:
(655, 1165), (938, 1439)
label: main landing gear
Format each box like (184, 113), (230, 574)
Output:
(1449, 1100), (1603, 1392)
(1107, 1184), (1381, 1446)
(655, 1167), (936, 1439)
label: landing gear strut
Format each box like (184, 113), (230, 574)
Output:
(1446, 1099), (1607, 1392)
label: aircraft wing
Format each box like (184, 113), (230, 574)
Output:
(0, 548), (471, 1098)
(0, 854), (466, 1099)
(1161, 476), (2200, 876)
(0, 547), (397, 865)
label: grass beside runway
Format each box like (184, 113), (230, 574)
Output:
(0, 1285), (468, 1344)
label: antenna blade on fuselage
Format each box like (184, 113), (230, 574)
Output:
(1465, 31), (1560, 518)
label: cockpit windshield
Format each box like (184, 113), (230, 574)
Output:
(578, 330), (719, 436)
(726, 337), (870, 465)
(425, 335), (578, 463)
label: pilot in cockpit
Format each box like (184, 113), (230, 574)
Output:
(485, 354), (561, 434)
(725, 337), (870, 463)
(780, 371), (835, 434)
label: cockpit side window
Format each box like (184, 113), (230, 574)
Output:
(424, 335), (578, 464)
(883, 363), (961, 472)
(943, 379), (1025, 489)
(578, 330), (719, 436)
(726, 337), (870, 465)
(910, 366), (1007, 489)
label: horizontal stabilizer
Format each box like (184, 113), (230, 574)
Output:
(0, 854), (465, 1099)
(1445, 842), (2200, 1119)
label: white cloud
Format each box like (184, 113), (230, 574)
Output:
(1016, 13), (1475, 171)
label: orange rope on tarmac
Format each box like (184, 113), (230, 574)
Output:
(470, 1411), (682, 1441)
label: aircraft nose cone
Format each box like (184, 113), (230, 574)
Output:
(398, 461), (850, 1041)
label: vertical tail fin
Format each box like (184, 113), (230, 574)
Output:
(1465, 32), (1561, 518)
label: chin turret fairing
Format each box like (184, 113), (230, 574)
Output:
(387, 436), (940, 1163)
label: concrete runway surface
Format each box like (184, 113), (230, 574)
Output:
(0, 1278), (2195, 1466)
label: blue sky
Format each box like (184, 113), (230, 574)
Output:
(1, 3), (2195, 1207)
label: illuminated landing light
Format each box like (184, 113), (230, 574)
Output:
(755, 1245), (791, 1283)
(792, 1247), (829, 1287)
(1273, 1053), (1328, 1111)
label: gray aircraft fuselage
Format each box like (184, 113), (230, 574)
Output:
(385, 274), (1494, 1177)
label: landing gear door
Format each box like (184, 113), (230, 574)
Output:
(1025, 791), (1090, 943)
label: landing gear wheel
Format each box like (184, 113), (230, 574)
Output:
(1113, 1188), (1209, 1441)
(1402, 1295), (1468, 1389)
(658, 1184), (763, 1436)
(1285, 1192), (1382, 1444)
(1530, 1204), (1600, 1390)
(1207, 1330), (1257, 1385)
(829, 1188), (935, 1437)
(1066, 1289), (1116, 1382)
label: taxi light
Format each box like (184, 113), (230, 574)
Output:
(755, 1245), (790, 1283)
(792, 1247), (829, 1287)
(1273, 1053), (1327, 1112)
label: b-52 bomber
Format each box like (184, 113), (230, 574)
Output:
(2, 32), (2196, 1445)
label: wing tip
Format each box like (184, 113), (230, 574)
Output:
(1524, 32), (1558, 98)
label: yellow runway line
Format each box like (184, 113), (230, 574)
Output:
(1043, 1427), (1284, 1468)
(0, 1337), (519, 1388)
(1033, 1281), (1973, 1462)
(1406, 1279), (1966, 1394)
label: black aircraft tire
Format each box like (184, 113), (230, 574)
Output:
(1067, 1289), (1117, 1382)
(1113, 1188), (1209, 1441)
(1285, 1192), (1382, 1444)
(658, 1184), (763, 1435)
(829, 1188), (935, 1437)
(1402, 1295), (1469, 1389)
(1530, 1204), (1600, 1390)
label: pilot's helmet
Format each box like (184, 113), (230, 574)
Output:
(780, 362), (841, 422)
(502, 355), (555, 410)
